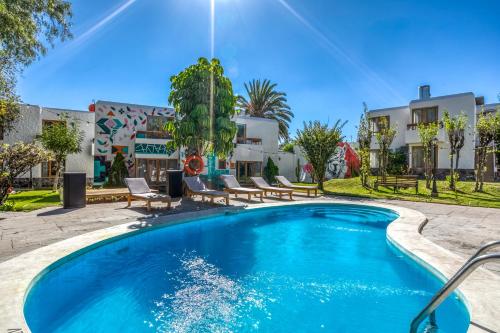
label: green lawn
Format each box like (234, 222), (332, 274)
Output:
(0, 190), (61, 212)
(315, 177), (500, 209)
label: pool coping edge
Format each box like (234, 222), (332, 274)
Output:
(0, 199), (498, 333)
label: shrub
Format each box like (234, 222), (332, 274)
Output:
(264, 157), (279, 184)
(387, 148), (408, 175)
(108, 153), (129, 186)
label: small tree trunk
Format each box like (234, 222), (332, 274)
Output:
(449, 151), (455, 190)
(479, 151), (487, 192)
(455, 150), (460, 171)
(474, 148), (484, 192)
(53, 161), (61, 191)
(0, 183), (11, 205)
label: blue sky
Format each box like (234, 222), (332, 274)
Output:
(18, 0), (500, 140)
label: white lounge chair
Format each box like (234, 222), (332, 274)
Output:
(221, 175), (264, 202)
(250, 177), (293, 200)
(124, 178), (171, 211)
(183, 176), (230, 205)
(276, 175), (318, 197)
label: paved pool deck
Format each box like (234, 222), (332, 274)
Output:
(1, 195), (499, 273)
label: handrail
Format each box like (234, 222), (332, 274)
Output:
(410, 244), (500, 333)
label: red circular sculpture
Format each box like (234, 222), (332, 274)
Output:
(184, 154), (205, 176)
(88, 103), (95, 112)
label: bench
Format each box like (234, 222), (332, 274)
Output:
(374, 175), (418, 194)
(86, 188), (134, 203)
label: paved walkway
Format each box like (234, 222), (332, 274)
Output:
(1, 195), (499, 272)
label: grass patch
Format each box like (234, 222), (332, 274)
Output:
(315, 177), (500, 209)
(0, 190), (61, 212)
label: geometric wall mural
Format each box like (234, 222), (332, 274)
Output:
(94, 101), (176, 177)
(93, 156), (109, 183)
(111, 145), (129, 155)
(135, 143), (176, 156)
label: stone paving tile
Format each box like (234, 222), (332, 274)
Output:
(0, 195), (499, 275)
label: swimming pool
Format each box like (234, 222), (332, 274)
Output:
(24, 204), (469, 332)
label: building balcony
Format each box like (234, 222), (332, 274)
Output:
(233, 142), (263, 162)
(236, 137), (262, 145)
(134, 131), (177, 158)
(405, 122), (446, 144)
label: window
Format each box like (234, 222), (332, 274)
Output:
(42, 160), (61, 178)
(411, 146), (437, 170)
(136, 158), (178, 184)
(143, 116), (171, 139)
(369, 116), (390, 133)
(411, 107), (438, 125)
(236, 161), (262, 183)
(236, 124), (246, 143)
(218, 159), (227, 169)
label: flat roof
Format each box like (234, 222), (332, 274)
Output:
(409, 92), (474, 104)
(96, 100), (174, 111)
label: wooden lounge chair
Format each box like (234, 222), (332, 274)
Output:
(275, 175), (318, 197)
(183, 176), (230, 205)
(124, 178), (171, 211)
(250, 177), (293, 200)
(220, 175), (264, 202)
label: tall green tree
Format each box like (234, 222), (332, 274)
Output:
(417, 122), (439, 189)
(357, 103), (372, 187)
(0, 142), (49, 204)
(0, 0), (72, 132)
(474, 111), (500, 192)
(442, 111), (468, 190)
(374, 117), (397, 181)
(166, 58), (238, 159)
(39, 117), (83, 190)
(296, 120), (345, 190)
(237, 79), (294, 141)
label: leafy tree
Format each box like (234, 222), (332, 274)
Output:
(357, 103), (371, 187)
(237, 79), (294, 141)
(0, 0), (72, 132)
(0, 142), (49, 204)
(39, 117), (83, 190)
(296, 120), (345, 190)
(417, 122), (439, 189)
(295, 158), (301, 182)
(263, 157), (279, 184)
(474, 111), (500, 192)
(167, 58), (238, 159)
(281, 141), (295, 153)
(442, 111), (468, 190)
(108, 152), (129, 186)
(374, 117), (397, 180)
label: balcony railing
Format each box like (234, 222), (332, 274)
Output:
(407, 121), (443, 130)
(136, 130), (171, 139)
(236, 137), (262, 145)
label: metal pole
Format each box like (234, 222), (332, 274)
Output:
(410, 253), (500, 333)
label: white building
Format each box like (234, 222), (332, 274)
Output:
(2, 104), (94, 187)
(368, 85), (499, 180)
(5, 101), (303, 188)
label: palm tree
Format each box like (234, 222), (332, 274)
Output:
(237, 79), (294, 141)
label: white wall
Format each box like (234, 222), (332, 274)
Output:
(368, 93), (477, 170)
(409, 93), (476, 169)
(2, 105), (94, 178)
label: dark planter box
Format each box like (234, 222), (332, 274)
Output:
(63, 172), (86, 208)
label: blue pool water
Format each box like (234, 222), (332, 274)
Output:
(24, 204), (469, 332)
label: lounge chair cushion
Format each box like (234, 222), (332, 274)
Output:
(220, 175), (241, 189)
(250, 177), (292, 192)
(184, 176), (229, 197)
(124, 178), (152, 194)
(183, 176), (208, 192)
(276, 176), (317, 189)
